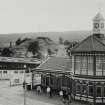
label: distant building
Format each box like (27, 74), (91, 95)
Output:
(56, 45), (68, 57)
(0, 57), (41, 86)
(32, 57), (72, 90)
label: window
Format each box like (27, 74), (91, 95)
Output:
(96, 86), (102, 97)
(75, 62), (81, 74)
(81, 56), (87, 75)
(46, 77), (50, 86)
(75, 56), (93, 75)
(103, 57), (105, 76)
(25, 70), (30, 73)
(76, 83), (81, 94)
(96, 56), (103, 76)
(42, 77), (46, 85)
(14, 79), (19, 83)
(88, 56), (93, 75)
(50, 77), (54, 85)
(104, 87), (105, 97)
(82, 83), (87, 95)
(20, 70), (24, 73)
(75, 56), (81, 74)
(3, 70), (7, 74)
(89, 83), (94, 97)
(14, 70), (18, 73)
(62, 76), (69, 87)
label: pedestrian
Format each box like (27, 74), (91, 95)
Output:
(68, 93), (72, 104)
(49, 87), (52, 98)
(46, 86), (51, 98)
(62, 91), (67, 104)
(36, 85), (41, 95)
(23, 81), (25, 89)
(59, 90), (63, 101)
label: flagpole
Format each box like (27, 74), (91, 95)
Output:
(24, 64), (27, 105)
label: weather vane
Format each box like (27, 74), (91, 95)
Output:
(97, 0), (104, 13)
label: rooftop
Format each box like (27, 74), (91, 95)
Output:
(34, 57), (72, 73)
(71, 35), (105, 53)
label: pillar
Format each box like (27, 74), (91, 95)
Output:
(93, 82), (96, 105)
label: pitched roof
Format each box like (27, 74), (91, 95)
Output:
(0, 57), (41, 64)
(36, 57), (72, 73)
(71, 35), (105, 52)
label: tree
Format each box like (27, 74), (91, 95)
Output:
(64, 40), (70, 45)
(59, 37), (63, 44)
(66, 42), (78, 56)
(1, 48), (14, 57)
(28, 41), (40, 57)
(16, 38), (21, 45)
(47, 48), (52, 56)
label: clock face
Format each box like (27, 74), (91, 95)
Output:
(101, 23), (104, 28)
(94, 23), (99, 28)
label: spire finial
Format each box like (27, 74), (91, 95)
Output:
(98, 7), (101, 13)
(97, 0), (103, 13)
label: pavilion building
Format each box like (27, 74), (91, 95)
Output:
(71, 12), (105, 105)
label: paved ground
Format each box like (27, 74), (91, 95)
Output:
(0, 80), (89, 105)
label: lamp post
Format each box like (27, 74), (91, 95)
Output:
(24, 64), (27, 105)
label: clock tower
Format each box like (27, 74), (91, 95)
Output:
(93, 12), (105, 38)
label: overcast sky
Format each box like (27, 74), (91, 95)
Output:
(0, 0), (105, 33)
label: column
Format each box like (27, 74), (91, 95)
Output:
(32, 72), (34, 90)
(93, 55), (96, 76)
(93, 82), (96, 105)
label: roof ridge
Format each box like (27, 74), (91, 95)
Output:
(93, 35), (105, 47)
(71, 35), (91, 51)
(91, 35), (95, 50)
(71, 35), (105, 52)
(36, 57), (50, 69)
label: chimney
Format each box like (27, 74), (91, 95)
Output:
(10, 42), (12, 48)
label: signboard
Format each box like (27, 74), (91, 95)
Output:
(10, 72), (24, 86)
(33, 74), (41, 85)
(25, 73), (32, 85)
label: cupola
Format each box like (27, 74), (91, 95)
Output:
(93, 12), (105, 38)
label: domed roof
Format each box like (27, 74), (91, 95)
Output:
(93, 12), (105, 21)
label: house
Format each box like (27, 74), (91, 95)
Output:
(0, 57), (41, 86)
(32, 57), (72, 91)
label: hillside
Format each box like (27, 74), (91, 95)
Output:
(13, 36), (58, 58)
(0, 30), (91, 43)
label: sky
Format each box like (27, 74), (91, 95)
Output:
(0, 0), (105, 33)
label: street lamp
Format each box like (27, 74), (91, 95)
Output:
(23, 64), (27, 105)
